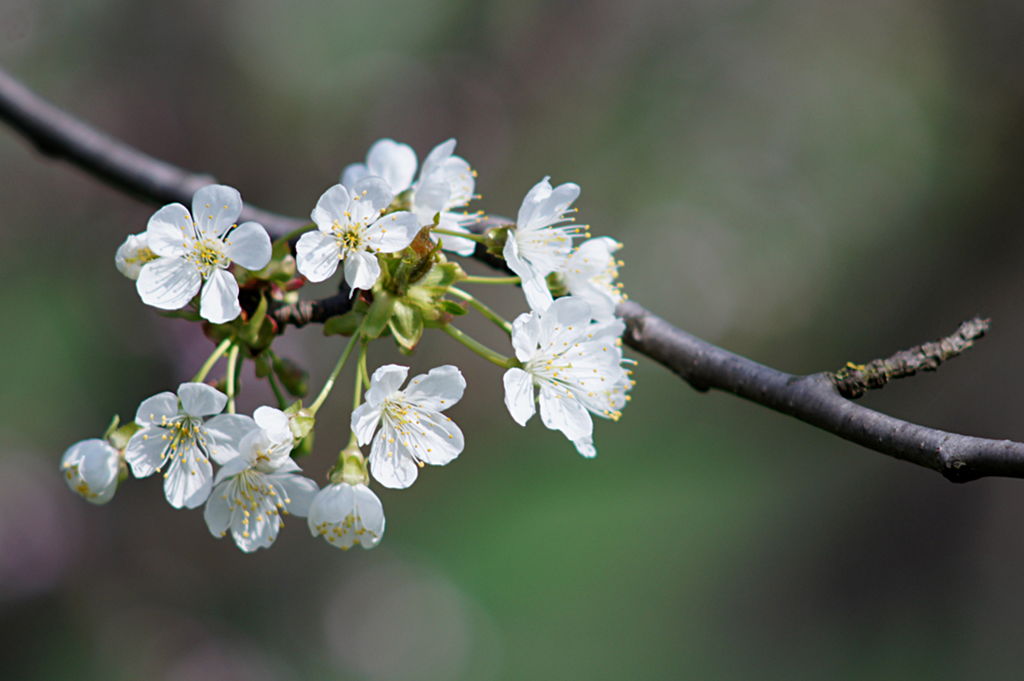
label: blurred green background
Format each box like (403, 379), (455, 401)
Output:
(3, 0), (1024, 679)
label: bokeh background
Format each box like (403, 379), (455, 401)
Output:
(3, 0), (1024, 679)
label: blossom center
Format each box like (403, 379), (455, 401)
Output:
(187, 237), (229, 276)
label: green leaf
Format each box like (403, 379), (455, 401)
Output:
(362, 291), (395, 339)
(323, 309), (365, 337)
(388, 300), (424, 351)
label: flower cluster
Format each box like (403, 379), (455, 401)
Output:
(64, 137), (634, 553)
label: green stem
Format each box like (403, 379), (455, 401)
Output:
(449, 287), (512, 335)
(308, 333), (360, 415)
(441, 324), (517, 369)
(225, 343), (241, 414)
(433, 228), (487, 243)
(353, 340), (367, 412)
(191, 337), (233, 383)
(266, 369), (287, 409)
(460, 275), (521, 285)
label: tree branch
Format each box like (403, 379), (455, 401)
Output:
(2, 66), (1020, 482)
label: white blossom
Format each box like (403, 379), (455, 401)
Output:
(504, 177), (586, 311)
(203, 406), (318, 553)
(308, 483), (385, 550)
(60, 439), (120, 504)
(351, 364), (466, 489)
(114, 232), (157, 280)
(342, 138), (479, 256)
(502, 296), (632, 457)
(134, 185), (272, 323)
(124, 382), (254, 509)
(561, 237), (625, 321)
(296, 178), (420, 292)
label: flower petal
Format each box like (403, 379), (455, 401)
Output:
(204, 481), (232, 536)
(343, 250), (381, 292)
(404, 365), (466, 411)
(365, 211), (421, 253)
(341, 163), (368, 189)
(204, 413), (257, 464)
(178, 382), (227, 417)
(311, 184), (351, 231)
(163, 450), (213, 509)
(351, 402), (383, 446)
(192, 184), (242, 237)
(368, 428), (420, 489)
(253, 406), (291, 445)
(199, 268), (241, 323)
(135, 391), (179, 427)
(521, 271), (554, 312)
(136, 257), (201, 310)
(419, 138), (457, 179)
(538, 383), (593, 442)
(224, 221), (271, 270)
(366, 138), (417, 194)
(276, 474), (319, 517)
(365, 364), (410, 405)
(296, 230), (341, 282)
(502, 368), (536, 426)
(124, 428), (166, 478)
(352, 484), (385, 548)
(351, 176), (396, 214)
(145, 203), (192, 257)
(573, 436), (597, 459)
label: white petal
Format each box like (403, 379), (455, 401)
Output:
(521, 272), (554, 312)
(163, 451), (213, 509)
(341, 162), (369, 189)
(343, 250), (380, 292)
(351, 402), (383, 446)
(199, 269), (241, 323)
(510, 311), (542, 362)
(134, 391), (179, 427)
(308, 484), (350, 528)
(213, 455), (250, 484)
(254, 406), (291, 444)
(516, 177), (553, 229)
(365, 364), (409, 405)
(573, 436), (597, 458)
(419, 138), (457, 178)
(352, 484), (385, 547)
(351, 175), (397, 214)
(204, 481), (232, 536)
(311, 184), (351, 231)
(192, 184), (243, 237)
(538, 383), (593, 442)
(145, 203), (192, 257)
(369, 428), (419, 489)
(204, 413), (257, 464)
(366, 138), (417, 193)
(296, 230), (341, 282)
(402, 410), (464, 466)
(365, 211), (421, 253)
(224, 221), (271, 270)
(136, 257), (201, 310)
(124, 428), (167, 478)
(412, 178), (451, 217)
(502, 368), (536, 426)
(276, 474), (319, 517)
(404, 365), (466, 411)
(115, 233), (156, 280)
(178, 382), (227, 417)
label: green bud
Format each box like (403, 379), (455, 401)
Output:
(284, 402), (316, 440)
(329, 441), (369, 485)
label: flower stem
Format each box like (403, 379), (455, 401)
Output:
(353, 340), (368, 412)
(441, 324), (517, 369)
(449, 287), (512, 335)
(266, 368), (287, 409)
(308, 333), (360, 415)
(191, 337), (233, 383)
(225, 343), (241, 414)
(433, 228), (487, 243)
(460, 275), (521, 285)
